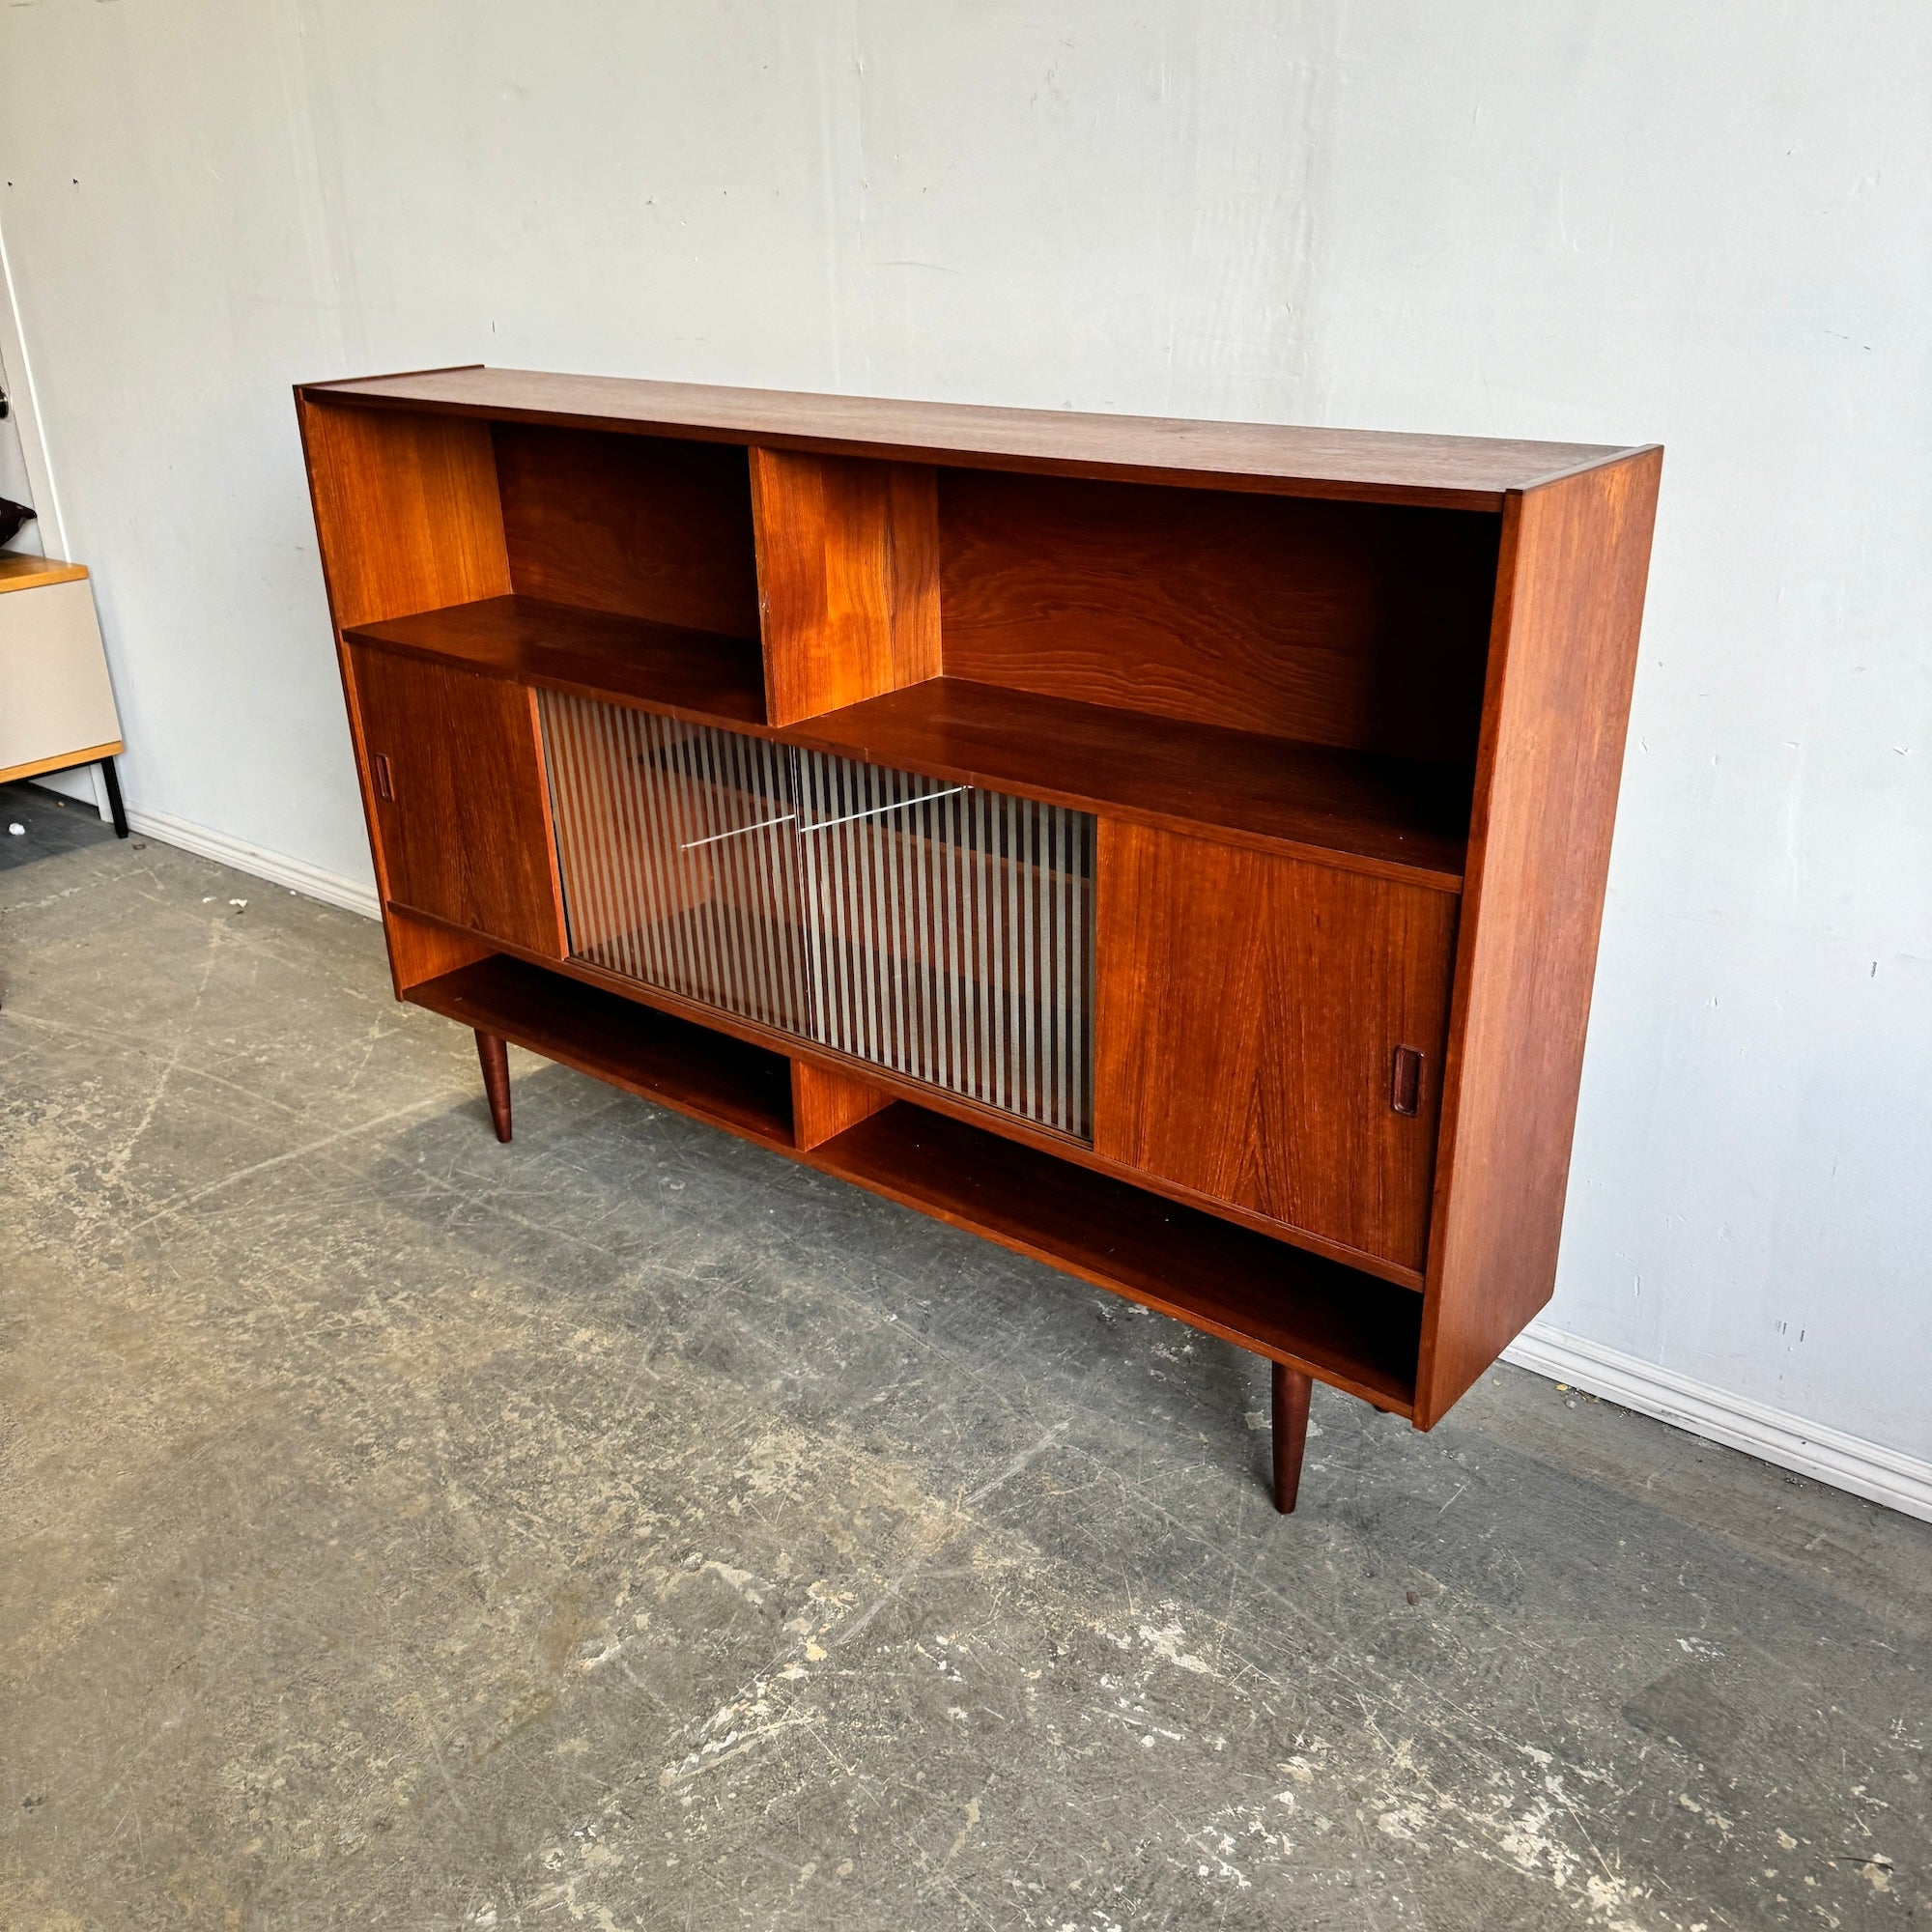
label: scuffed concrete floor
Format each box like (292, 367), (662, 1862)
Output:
(1, 779), (1927, 1932)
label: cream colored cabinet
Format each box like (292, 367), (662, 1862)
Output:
(0, 554), (126, 833)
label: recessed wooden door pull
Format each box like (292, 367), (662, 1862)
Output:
(1390, 1046), (1423, 1117)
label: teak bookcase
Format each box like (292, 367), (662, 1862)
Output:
(296, 366), (1661, 1515)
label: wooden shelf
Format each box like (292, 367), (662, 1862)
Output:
(407, 955), (795, 1147)
(811, 1101), (1421, 1410)
(300, 368), (1663, 1454)
(346, 594), (766, 727)
(789, 678), (1470, 888)
(412, 952), (1418, 1409)
(349, 597), (1467, 886)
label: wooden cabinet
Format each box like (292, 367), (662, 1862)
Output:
(347, 644), (564, 959)
(0, 554), (128, 835)
(298, 365), (1661, 1514)
(1095, 825), (1456, 1273)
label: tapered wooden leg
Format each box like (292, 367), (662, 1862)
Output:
(475, 1030), (512, 1143)
(1271, 1361), (1312, 1515)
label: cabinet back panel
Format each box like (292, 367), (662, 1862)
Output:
(939, 470), (1498, 766)
(494, 425), (761, 639)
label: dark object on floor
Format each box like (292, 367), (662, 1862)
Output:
(0, 497), (35, 547)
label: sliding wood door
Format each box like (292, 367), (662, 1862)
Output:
(348, 645), (565, 958)
(1094, 824), (1457, 1274)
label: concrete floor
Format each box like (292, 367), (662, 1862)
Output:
(1, 779), (1926, 1932)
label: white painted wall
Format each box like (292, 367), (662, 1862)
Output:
(0, 400), (33, 513)
(3, 2), (1926, 1487)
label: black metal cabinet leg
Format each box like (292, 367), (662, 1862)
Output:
(99, 755), (128, 838)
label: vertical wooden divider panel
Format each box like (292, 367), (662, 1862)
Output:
(1416, 450), (1663, 1425)
(296, 393), (518, 990)
(750, 447), (940, 725)
(792, 1060), (892, 1151)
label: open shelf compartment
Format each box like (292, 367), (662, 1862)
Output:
(409, 952), (1419, 1411)
(345, 595), (765, 726)
(407, 954), (796, 1148)
(811, 1100), (1421, 1411)
(786, 676), (1469, 886)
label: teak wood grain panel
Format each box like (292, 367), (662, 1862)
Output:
(494, 425), (761, 639)
(296, 398), (510, 630)
(1416, 450), (1663, 1426)
(304, 366), (1649, 509)
(348, 646), (566, 960)
(940, 472), (1499, 763)
(1095, 824), (1458, 1273)
(782, 678), (1470, 888)
(344, 595), (767, 727)
(792, 1060), (892, 1151)
(751, 448), (940, 725)
(296, 393), (516, 992)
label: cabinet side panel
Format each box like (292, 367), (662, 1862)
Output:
(298, 398), (510, 629)
(1095, 822), (1457, 1274)
(297, 393), (513, 993)
(752, 448), (941, 725)
(1417, 450), (1662, 1426)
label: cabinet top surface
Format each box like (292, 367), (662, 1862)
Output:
(0, 553), (87, 595)
(299, 365), (1654, 507)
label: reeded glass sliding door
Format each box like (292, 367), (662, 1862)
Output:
(539, 692), (1094, 1142)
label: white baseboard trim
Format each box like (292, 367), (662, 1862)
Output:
(93, 804), (1932, 1528)
(1504, 1321), (1932, 1524)
(126, 804), (381, 921)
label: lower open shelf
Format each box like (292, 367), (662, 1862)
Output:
(406, 954), (1421, 1415)
(408, 954), (797, 1147)
(814, 1103), (1420, 1411)
(343, 596), (1467, 890)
